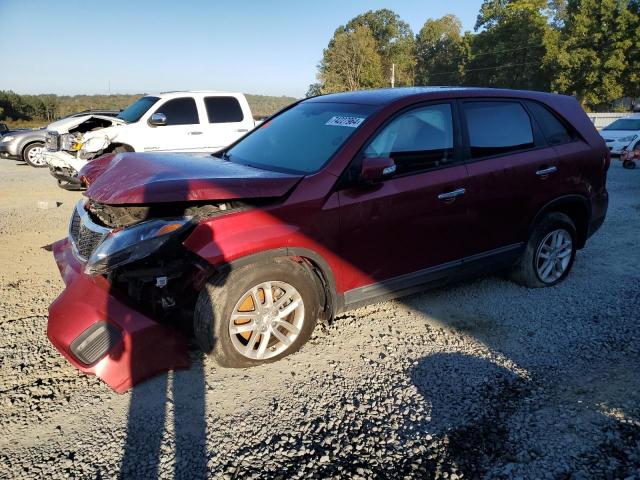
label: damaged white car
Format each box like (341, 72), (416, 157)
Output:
(43, 91), (257, 190)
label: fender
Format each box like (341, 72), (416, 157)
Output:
(528, 194), (591, 248)
(182, 209), (343, 314)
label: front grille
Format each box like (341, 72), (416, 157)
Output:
(70, 321), (121, 365)
(45, 131), (60, 151)
(69, 203), (110, 261)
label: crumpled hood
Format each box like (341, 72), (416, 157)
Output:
(82, 152), (304, 205)
(47, 114), (126, 134)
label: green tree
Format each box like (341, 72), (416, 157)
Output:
(623, 0), (640, 108)
(317, 25), (385, 93)
(415, 15), (466, 85)
(344, 9), (416, 86)
(465, 0), (557, 90)
(553, 0), (635, 108)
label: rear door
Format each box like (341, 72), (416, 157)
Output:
(461, 99), (563, 257)
(201, 96), (254, 151)
(143, 96), (206, 152)
(336, 102), (471, 294)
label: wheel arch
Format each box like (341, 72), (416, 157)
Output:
(529, 195), (591, 249)
(105, 143), (135, 153)
(20, 138), (45, 156)
(209, 247), (340, 321)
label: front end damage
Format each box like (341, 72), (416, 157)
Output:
(44, 115), (122, 190)
(47, 199), (244, 392)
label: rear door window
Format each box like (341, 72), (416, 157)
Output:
(204, 96), (244, 123)
(363, 103), (456, 175)
(526, 102), (573, 145)
(463, 101), (534, 158)
(155, 97), (199, 125)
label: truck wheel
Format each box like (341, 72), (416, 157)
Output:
(23, 142), (47, 167)
(510, 212), (577, 288)
(194, 258), (321, 367)
(623, 159), (636, 169)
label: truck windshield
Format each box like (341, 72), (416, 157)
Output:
(603, 118), (640, 131)
(117, 96), (160, 123)
(226, 102), (377, 174)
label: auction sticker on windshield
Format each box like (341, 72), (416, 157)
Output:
(325, 116), (365, 128)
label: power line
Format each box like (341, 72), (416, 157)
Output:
(428, 61), (541, 77)
(469, 42), (546, 58)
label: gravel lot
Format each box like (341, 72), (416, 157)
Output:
(0, 158), (639, 479)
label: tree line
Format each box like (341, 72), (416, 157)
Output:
(308, 0), (640, 111)
(0, 91), (298, 126)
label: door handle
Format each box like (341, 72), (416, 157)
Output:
(437, 188), (466, 201)
(189, 131), (203, 135)
(536, 166), (557, 176)
(235, 128), (249, 133)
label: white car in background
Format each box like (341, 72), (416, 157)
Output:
(43, 91), (257, 189)
(600, 113), (640, 155)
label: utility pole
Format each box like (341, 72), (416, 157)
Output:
(108, 80), (111, 96)
(391, 63), (395, 88)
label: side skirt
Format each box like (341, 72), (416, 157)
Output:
(339, 243), (524, 313)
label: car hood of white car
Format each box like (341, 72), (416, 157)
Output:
(600, 129), (640, 141)
(46, 115), (126, 134)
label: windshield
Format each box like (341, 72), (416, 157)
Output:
(226, 102), (377, 174)
(603, 118), (640, 131)
(117, 96), (160, 123)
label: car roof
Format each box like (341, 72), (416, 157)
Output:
(304, 86), (569, 106)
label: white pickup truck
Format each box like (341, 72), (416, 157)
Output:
(43, 91), (257, 189)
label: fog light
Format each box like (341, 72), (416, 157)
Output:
(70, 321), (121, 365)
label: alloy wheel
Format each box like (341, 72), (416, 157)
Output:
(27, 145), (46, 166)
(535, 228), (573, 284)
(228, 281), (305, 360)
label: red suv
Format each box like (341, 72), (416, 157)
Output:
(48, 88), (609, 391)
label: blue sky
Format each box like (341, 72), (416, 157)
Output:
(0, 0), (483, 98)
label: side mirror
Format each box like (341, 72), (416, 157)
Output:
(361, 156), (396, 183)
(149, 112), (167, 127)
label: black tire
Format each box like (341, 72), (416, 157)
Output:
(22, 142), (47, 167)
(194, 258), (321, 368)
(510, 212), (577, 288)
(623, 159), (636, 169)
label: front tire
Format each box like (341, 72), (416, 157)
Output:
(510, 212), (577, 288)
(23, 142), (47, 167)
(623, 159), (636, 169)
(194, 258), (321, 367)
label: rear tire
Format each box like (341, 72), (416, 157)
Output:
(510, 212), (577, 288)
(623, 159), (636, 169)
(194, 258), (321, 368)
(23, 142), (47, 167)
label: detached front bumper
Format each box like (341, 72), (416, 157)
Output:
(47, 238), (190, 393)
(44, 151), (87, 190)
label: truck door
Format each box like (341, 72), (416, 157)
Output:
(201, 96), (254, 151)
(143, 96), (206, 152)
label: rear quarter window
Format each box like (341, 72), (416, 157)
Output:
(463, 101), (534, 159)
(205, 96), (245, 123)
(526, 101), (573, 146)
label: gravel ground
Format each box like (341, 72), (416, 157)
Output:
(0, 158), (639, 479)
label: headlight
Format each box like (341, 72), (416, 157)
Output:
(1, 135), (14, 143)
(618, 134), (638, 143)
(85, 218), (191, 275)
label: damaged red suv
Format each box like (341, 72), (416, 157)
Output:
(48, 88), (609, 392)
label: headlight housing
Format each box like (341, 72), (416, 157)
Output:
(618, 134), (638, 143)
(85, 218), (191, 275)
(1, 135), (14, 143)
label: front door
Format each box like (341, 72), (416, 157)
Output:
(336, 102), (471, 295)
(143, 96), (206, 152)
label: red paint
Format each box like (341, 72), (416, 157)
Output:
(48, 239), (189, 393)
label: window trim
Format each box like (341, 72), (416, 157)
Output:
(336, 100), (464, 189)
(152, 96), (200, 126)
(458, 98), (547, 163)
(204, 95), (245, 124)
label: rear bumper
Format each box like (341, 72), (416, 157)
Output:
(47, 238), (190, 393)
